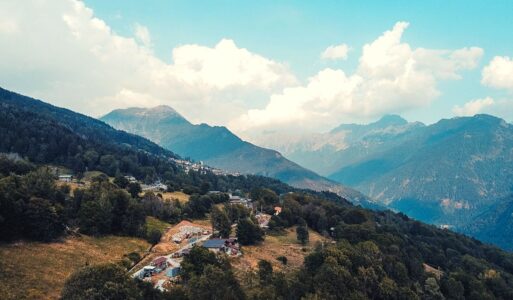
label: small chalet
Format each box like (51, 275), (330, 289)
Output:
(138, 266), (156, 279)
(58, 175), (73, 183)
(124, 175), (137, 183)
(202, 238), (240, 256)
(229, 194), (253, 209)
(202, 239), (227, 252)
(151, 256), (168, 271)
(274, 206), (282, 216)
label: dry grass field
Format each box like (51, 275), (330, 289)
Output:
(0, 235), (150, 300)
(160, 191), (190, 204)
(232, 227), (327, 275)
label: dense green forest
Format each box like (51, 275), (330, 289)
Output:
(0, 88), (345, 243)
(60, 189), (513, 299)
(3, 87), (513, 299)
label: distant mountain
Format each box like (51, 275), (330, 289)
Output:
(269, 114), (513, 221)
(101, 106), (369, 204)
(260, 114), (513, 249)
(0, 87), (356, 205)
(462, 194), (513, 251)
(263, 115), (425, 176)
(330, 115), (513, 224)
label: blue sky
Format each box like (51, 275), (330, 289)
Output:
(84, 0), (513, 125)
(1, 0), (513, 143)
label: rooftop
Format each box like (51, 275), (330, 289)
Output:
(152, 256), (167, 265)
(202, 239), (227, 249)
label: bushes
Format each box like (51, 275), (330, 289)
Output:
(147, 229), (162, 245)
(179, 246), (244, 299)
(296, 224), (309, 245)
(210, 206), (232, 238)
(76, 182), (146, 236)
(276, 256), (288, 265)
(62, 263), (188, 300)
(236, 218), (264, 245)
(24, 197), (64, 241)
(0, 168), (66, 241)
(61, 264), (140, 300)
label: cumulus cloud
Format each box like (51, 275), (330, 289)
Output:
(451, 97), (513, 122)
(232, 21), (483, 135)
(453, 97), (495, 116)
(0, 0), (295, 123)
(321, 44), (349, 60)
(482, 56), (513, 91)
(171, 39), (296, 90)
(134, 23), (151, 48)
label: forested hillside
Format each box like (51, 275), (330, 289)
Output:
(100, 106), (368, 203)
(2, 87), (513, 300)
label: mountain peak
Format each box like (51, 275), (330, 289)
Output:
(102, 105), (187, 123)
(331, 114), (408, 133)
(374, 114), (408, 127)
(149, 105), (179, 113)
(139, 105), (183, 118)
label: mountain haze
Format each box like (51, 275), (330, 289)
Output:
(101, 106), (369, 203)
(331, 115), (513, 223)
(264, 115), (425, 176)
(265, 113), (513, 249)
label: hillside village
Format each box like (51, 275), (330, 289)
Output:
(128, 188), (286, 292)
(171, 158), (241, 177)
(56, 169), (297, 293)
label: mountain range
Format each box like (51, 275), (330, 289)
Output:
(3, 87), (513, 299)
(100, 106), (369, 204)
(5, 85), (513, 250)
(262, 114), (513, 249)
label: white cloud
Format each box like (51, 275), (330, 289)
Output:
(321, 44), (349, 60)
(0, 19), (18, 34)
(453, 97), (495, 116)
(233, 21), (483, 135)
(0, 0), (295, 124)
(482, 56), (513, 91)
(134, 23), (151, 48)
(171, 39), (296, 90)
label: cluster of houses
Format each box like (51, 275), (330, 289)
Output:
(141, 181), (168, 192)
(170, 158), (241, 176)
(136, 236), (241, 284)
(138, 256), (181, 281)
(170, 158), (208, 174)
(228, 193), (253, 209)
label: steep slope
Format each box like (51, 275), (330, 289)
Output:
(462, 194), (513, 251)
(0, 87), (359, 207)
(330, 115), (513, 227)
(101, 107), (369, 203)
(0, 88), (177, 159)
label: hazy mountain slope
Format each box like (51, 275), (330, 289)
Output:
(101, 106), (370, 203)
(260, 115), (425, 176)
(462, 195), (513, 251)
(258, 113), (513, 249)
(330, 115), (513, 226)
